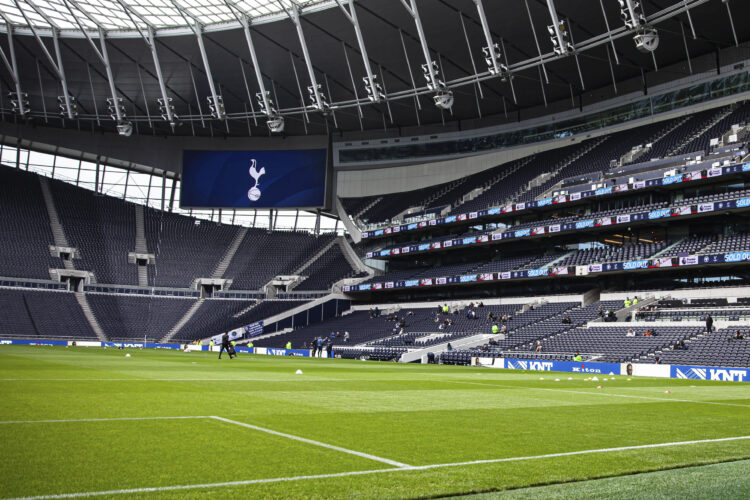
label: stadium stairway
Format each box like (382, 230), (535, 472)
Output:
(212, 227), (248, 280)
(669, 107), (732, 156)
(74, 291), (107, 341)
(449, 157), (532, 214)
(160, 298), (204, 342)
(623, 116), (691, 164)
(134, 205), (149, 286)
(288, 237), (340, 290)
(38, 176), (74, 270)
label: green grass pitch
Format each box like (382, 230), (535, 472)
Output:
(1, 345), (749, 499)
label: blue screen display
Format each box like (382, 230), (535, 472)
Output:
(181, 149), (328, 208)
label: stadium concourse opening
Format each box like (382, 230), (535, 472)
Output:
(3, 0), (750, 496)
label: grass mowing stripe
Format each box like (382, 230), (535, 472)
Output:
(9, 435), (750, 500)
(209, 416), (411, 468)
(0, 416), (208, 424)
(447, 379), (750, 408)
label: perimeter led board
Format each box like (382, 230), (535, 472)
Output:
(180, 149), (328, 209)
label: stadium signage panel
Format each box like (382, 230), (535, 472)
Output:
(595, 187), (612, 196)
(679, 255), (699, 266)
(515, 228), (531, 237)
(744, 162), (750, 172)
(527, 268), (548, 277)
(697, 202), (715, 213)
(661, 174), (682, 185)
(575, 219), (594, 229)
(672, 365), (748, 382)
(622, 260), (649, 270)
(503, 359), (621, 374)
(724, 251), (750, 263)
(181, 149), (328, 209)
(479, 273), (495, 281)
(548, 224), (561, 233)
(736, 197), (750, 208)
(570, 192), (582, 201)
(460, 274), (478, 283)
(616, 214), (631, 224)
(537, 198), (553, 207)
(648, 208), (671, 219)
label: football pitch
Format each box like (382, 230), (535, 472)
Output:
(1, 346), (750, 499)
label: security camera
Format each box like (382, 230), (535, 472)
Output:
(433, 90), (454, 110)
(267, 116), (285, 133)
(634, 27), (659, 53)
(116, 121), (133, 137)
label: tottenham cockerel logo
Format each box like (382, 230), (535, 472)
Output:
(248, 159), (266, 202)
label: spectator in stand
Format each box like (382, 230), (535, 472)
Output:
(500, 324), (507, 334)
(487, 311), (495, 321)
(624, 297), (632, 308)
(598, 304), (604, 317)
(535, 341), (542, 352)
(489, 338), (498, 346)
(626, 328), (636, 337)
(344, 331), (350, 343)
(574, 352), (583, 362)
(654, 356), (662, 364)
(706, 314), (714, 333)
(491, 324), (499, 335)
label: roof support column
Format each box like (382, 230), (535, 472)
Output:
(473, 0), (506, 76)
(398, 0), (452, 109)
(239, 16), (283, 132)
(285, 2), (329, 112)
(335, 0), (382, 102)
(0, 26), (28, 116)
(191, 20), (225, 120)
(146, 27), (177, 126)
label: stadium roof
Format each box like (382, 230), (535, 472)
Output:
(1, 0), (749, 137)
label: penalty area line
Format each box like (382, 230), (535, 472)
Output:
(7, 434), (750, 500)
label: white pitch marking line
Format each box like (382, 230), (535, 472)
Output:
(0, 416), (209, 425)
(446, 379), (750, 408)
(8, 434), (750, 500)
(209, 416), (410, 468)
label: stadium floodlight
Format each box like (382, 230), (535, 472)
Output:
(255, 90), (284, 133)
(617, 0), (659, 53)
(207, 95), (226, 120)
(482, 43), (508, 77)
(547, 19), (573, 56)
(106, 97), (126, 122)
(307, 83), (330, 112)
(157, 97), (178, 126)
(57, 95), (78, 117)
(9, 92), (30, 116)
(364, 75), (385, 103)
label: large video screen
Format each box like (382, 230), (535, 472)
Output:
(180, 148), (328, 209)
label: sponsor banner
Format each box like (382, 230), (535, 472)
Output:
(393, 226), (401, 232)
(685, 170), (703, 181)
(603, 262), (623, 271)
(499, 272), (511, 280)
(435, 277), (447, 285)
(527, 268), (549, 277)
(570, 192), (582, 201)
(504, 359), (621, 375)
(550, 266), (569, 276)
(549, 224), (561, 233)
(458, 214), (468, 221)
(385, 282), (395, 288)
(407, 223), (418, 231)
(532, 226), (546, 235)
(418, 243), (430, 251)
(736, 197), (750, 209)
(444, 215), (457, 223)
(418, 221), (428, 228)
(443, 240), (453, 248)
(242, 321), (264, 339)
(469, 212), (479, 219)
(515, 202), (526, 211)
(743, 161), (750, 172)
(707, 167), (723, 177)
(342, 285), (351, 292)
(555, 195), (567, 204)
(384, 227), (392, 235)
(662, 174), (682, 185)
(649, 257), (673, 268)
(487, 207), (502, 215)
(404, 280), (419, 287)
(359, 283), (372, 290)
(615, 184), (629, 192)
(372, 283), (382, 290)
(431, 242), (442, 250)
(460, 274), (478, 283)
(648, 208), (671, 219)
(595, 217), (612, 227)
(616, 214), (631, 224)
(0, 339), (68, 346)
(679, 255), (699, 266)
(588, 263), (603, 273)
(633, 180), (647, 190)
(361, 232), (369, 239)
(503, 205), (514, 214)
(623, 259), (649, 270)
(537, 198), (553, 207)
(402, 246), (411, 254)
(671, 205), (692, 216)
(478, 234), (490, 243)
(479, 273), (495, 281)
(428, 219), (437, 226)
(725, 251), (750, 263)
(672, 365), (749, 382)
(575, 219), (594, 229)
(379, 250), (391, 257)
(374, 229), (384, 236)
(420, 278), (433, 286)
(463, 236), (477, 245)
(698, 202), (715, 213)
(515, 228), (531, 238)
(595, 186), (613, 196)
(492, 233), (504, 241)
(392, 248), (400, 255)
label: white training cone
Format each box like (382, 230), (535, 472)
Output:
(295, 369), (303, 375)
(125, 353), (131, 358)
(592, 376), (599, 381)
(539, 377), (545, 380)
(567, 377), (573, 380)
(603, 378), (608, 381)
(554, 378), (560, 382)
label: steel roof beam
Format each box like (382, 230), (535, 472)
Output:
(334, 0), (381, 102)
(0, 22), (28, 116)
(281, 1), (329, 112)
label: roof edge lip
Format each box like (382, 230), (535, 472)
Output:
(0, 0), (337, 39)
